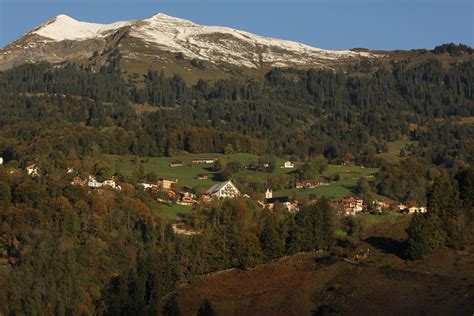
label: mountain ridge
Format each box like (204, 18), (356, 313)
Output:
(0, 12), (379, 72)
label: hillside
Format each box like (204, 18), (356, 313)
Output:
(172, 219), (474, 315)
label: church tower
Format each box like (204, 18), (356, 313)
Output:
(265, 188), (273, 199)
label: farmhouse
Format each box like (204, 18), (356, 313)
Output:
(71, 176), (86, 186)
(245, 161), (259, 171)
(408, 206), (428, 214)
(178, 191), (195, 205)
(169, 160), (183, 167)
(196, 173), (209, 180)
(395, 203), (408, 213)
(158, 178), (178, 190)
(87, 176), (103, 188)
(373, 199), (392, 212)
(342, 196), (364, 216)
(206, 181), (240, 199)
(201, 193), (212, 203)
(281, 161), (294, 168)
(26, 163), (40, 177)
(295, 180), (324, 189)
(137, 182), (159, 192)
(103, 178), (121, 191)
(192, 158), (217, 164)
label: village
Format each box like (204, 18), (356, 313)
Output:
(2, 156), (428, 225)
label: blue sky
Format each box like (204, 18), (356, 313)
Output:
(0, 0), (472, 50)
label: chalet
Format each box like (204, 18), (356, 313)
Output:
(408, 206), (428, 214)
(342, 196), (364, 216)
(71, 176), (86, 186)
(206, 181), (240, 199)
(169, 160), (184, 167)
(246, 161), (259, 171)
(373, 199), (392, 212)
(281, 161), (294, 169)
(137, 182), (159, 192)
(180, 186), (195, 196)
(26, 163), (40, 177)
(201, 193), (212, 203)
(295, 180), (323, 189)
(178, 191), (195, 205)
(192, 158), (217, 164)
(196, 173), (209, 180)
(87, 176), (103, 188)
(396, 203), (408, 213)
(166, 190), (177, 198)
(102, 178), (121, 190)
(158, 178), (178, 190)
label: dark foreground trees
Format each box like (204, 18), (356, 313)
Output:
(406, 169), (474, 259)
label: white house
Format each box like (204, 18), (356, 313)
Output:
(408, 206), (428, 214)
(87, 176), (103, 188)
(138, 182), (158, 191)
(103, 179), (121, 190)
(206, 181), (240, 199)
(26, 163), (40, 177)
(281, 161), (294, 168)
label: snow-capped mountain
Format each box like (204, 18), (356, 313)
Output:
(0, 13), (378, 71)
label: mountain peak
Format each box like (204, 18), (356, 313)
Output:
(1, 12), (379, 71)
(33, 15), (132, 42)
(53, 14), (77, 22)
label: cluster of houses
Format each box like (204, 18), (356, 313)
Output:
(336, 195), (428, 216)
(71, 175), (122, 191)
(138, 177), (300, 212)
(2, 157), (428, 218)
(295, 180), (329, 189)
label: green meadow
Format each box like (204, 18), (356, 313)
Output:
(104, 153), (380, 218)
(374, 140), (418, 163)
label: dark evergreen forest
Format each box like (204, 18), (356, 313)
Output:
(0, 56), (472, 168)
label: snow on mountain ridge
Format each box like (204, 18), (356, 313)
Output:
(33, 14), (133, 41)
(27, 12), (375, 69)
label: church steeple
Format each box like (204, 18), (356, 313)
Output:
(265, 188), (273, 199)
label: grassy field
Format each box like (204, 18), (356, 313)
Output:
(274, 164), (378, 200)
(105, 153), (377, 193)
(104, 152), (293, 188)
(374, 140), (418, 163)
(160, 204), (194, 219)
(358, 212), (404, 225)
(104, 153), (380, 218)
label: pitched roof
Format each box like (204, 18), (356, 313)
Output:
(207, 181), (236, 195)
